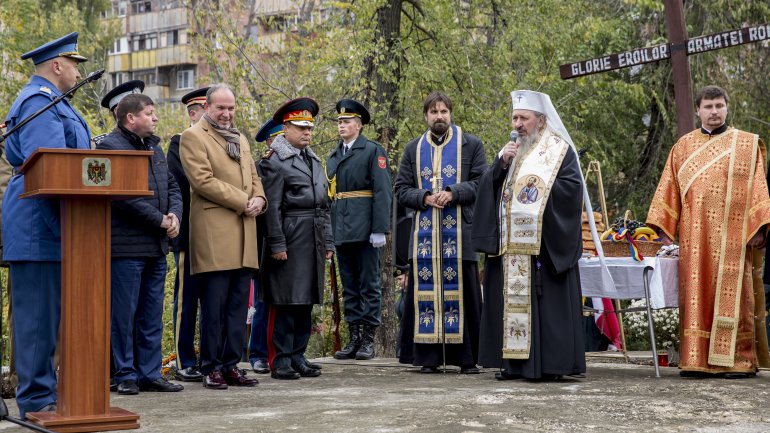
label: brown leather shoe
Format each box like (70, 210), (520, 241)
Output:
(203, 371), (228, 390)
(223, 367), (258, 386)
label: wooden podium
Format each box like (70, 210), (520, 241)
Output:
(20, 149), (154, 432)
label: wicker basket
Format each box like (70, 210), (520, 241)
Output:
(600, 210), (662, 258)
(600, 239), (661, 258)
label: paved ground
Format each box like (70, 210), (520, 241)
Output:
(1, 355), (769, 432)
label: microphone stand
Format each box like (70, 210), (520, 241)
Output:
(0, 69), (105, 144)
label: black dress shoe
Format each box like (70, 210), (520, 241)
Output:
(721, 372), (756, 379)
(203, 371), (228, 390)
(223, 367), (258, 386)
(294, 363), (321, 378)
(301, 357), (322, 370)
(139, 378), (184, 392)
(460, 365), (480, 374)
(175, 366), (204, 382)
(420, 366), (439, 374)
(117, 380), (139, 395)
(110, 378), (117, 392)
(271, 366), (300, 380)
(495, 371), (521, 381)
(251, 359), (270, 374)
(679, 370), (714, 378)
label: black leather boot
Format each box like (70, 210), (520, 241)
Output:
(355, 325), (377, 360)
(334, 323), (361, 359)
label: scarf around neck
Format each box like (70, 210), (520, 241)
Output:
(204, 113), (241, 162)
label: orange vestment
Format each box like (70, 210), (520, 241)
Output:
(647, 127), (770, 373)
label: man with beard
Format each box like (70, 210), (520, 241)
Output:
(166, 86), (209, 382)
(394, 91), (487, 374)
(180, 84), (265, 389)
(259, 97), (334, 380)
(473, 90), (585, 381)
(326, 99), (392, 361)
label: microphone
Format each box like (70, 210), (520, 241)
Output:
(509, 130), (518, 143)
(85, 68), (106, 83)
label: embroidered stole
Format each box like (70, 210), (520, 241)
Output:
(677, 130), (758, 367)
(412, 125), (463, 344)
(499, 128), (569, 359)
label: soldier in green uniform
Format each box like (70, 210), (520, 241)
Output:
(326, 99), (392, 360)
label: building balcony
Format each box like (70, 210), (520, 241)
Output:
(129, 7), (187, 33)
(143, 85), (170, 102)
(108, 45), (194, 72)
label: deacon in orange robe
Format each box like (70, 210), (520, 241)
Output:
(647, 85), (770, 378)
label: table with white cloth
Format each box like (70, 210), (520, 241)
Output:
(578, 255), (679, 377)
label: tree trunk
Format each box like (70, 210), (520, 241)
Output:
(365, 0), (403, 358)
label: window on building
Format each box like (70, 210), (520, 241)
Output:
(131, 0), (152, 14)
(176, 70), (194, 90)
(115, 1), (127, 16)
(131, 33), (158, 51)
(108, 37), (128, 54)
(134, 71), (157, 86)
(166, 29), (179, 46)
(247, 25), (259, 42)
(112, 72), (129, 88)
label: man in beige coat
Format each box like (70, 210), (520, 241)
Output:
(180, 84), (266, 390)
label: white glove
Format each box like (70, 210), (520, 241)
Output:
(369, 233), (386, 248)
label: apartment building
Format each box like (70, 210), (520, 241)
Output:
(103, 0), (325, 103)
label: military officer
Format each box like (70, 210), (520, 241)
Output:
(166, 86), (209, 381)
(2, 32), (91, 419)
(259, 97), (334, 380)
(326, 99), (392, 360)
(247, 118), (284, 374)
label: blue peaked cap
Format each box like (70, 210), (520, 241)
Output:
(21, 32), (88, 65)
(255, 118), (284, 143)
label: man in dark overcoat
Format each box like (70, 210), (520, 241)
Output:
(326, 99), (392, 360)
(259, 97), (335, 380)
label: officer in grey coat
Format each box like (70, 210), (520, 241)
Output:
(258, 97), (334, 380)
(326, 99), (392, 360)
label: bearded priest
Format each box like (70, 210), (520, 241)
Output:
(474, 90), (586, 381)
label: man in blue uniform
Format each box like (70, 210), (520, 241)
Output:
(2, 32), (91, 419)
(166, 86), (209, 382)
(326, 99), (392, 360)
(247, 118), (284, 374)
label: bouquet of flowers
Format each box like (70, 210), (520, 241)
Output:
(623, 299), (679, 351)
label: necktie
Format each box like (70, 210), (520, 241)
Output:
(343, 144), (349, 155)
(302, 150), (312, 170)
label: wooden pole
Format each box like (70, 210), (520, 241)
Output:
(664, 0), (695, 138)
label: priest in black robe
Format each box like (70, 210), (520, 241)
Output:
(473, 90), (586, 380)
(395, 91), (487, 373)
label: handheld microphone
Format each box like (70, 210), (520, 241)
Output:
(509, 130), (518, 143)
